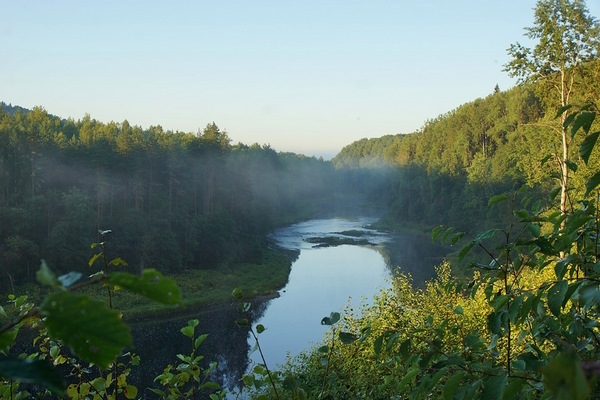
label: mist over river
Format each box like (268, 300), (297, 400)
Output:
(129, 217), (447, 397)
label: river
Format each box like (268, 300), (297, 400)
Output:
(129, 217), (447, 397)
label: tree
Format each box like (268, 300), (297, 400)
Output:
(504, 0), (600, 225)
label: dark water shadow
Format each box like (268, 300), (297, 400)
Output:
(378, 231), (450, 287)
(128, 298), (271, 398)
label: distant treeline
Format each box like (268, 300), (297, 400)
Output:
(0, 106), (373, 290)
(333, 61), (600, 230)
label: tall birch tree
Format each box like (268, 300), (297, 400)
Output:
(504, 0), (600, 221)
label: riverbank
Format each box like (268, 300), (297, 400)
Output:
(3, 248), (293, 322)
(117, 249), (293, 321)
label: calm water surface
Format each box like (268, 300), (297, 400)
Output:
(250, 217), (392, 368)
(130, 217), (447, 396)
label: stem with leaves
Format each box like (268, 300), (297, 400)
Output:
(232, 288), (280, 399)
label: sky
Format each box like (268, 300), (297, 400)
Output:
(2, 1), (600, 159)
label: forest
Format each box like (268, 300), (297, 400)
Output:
(0, 106), (377, 292)
(2, 0), (600, 398)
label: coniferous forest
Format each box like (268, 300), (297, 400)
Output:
(0, 108), (353, 290)
(2, 0), (600, 398)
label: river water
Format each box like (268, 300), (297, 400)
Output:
(248, 217), (391, 369)
(129, 217), (447, 397)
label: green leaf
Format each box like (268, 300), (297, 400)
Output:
(508, 295), (524, 323)
(579, 131), (600, 165)
(40, 292), (132, 369)
(503, 379), (526, 400)
(458, 242), (475, 263)
(124, 384), (138, 399)
(570, 110), (595, 137)
(441, 227), (455, 242)
(0, 357), (65, 395)
(181, 326), (194, 338)
(256, 324), (265, 334)
(88, 252), (102, 267)
(492, 294), (510, 312)
(527, 223), (541, 238)
(107, 269), (181, 305)
(555, 104), (573, 119)
(579, 282), (600, 310)
(199, 381), (221, 390)
(317, 345), (329, 354)
(321, 312), (340, 326)
(540, 153), (553, 165)
(37, 260), (60, 287)
(563, 111), (578, 132)
(339, 331), (358, 344)
(232, 287), (244, 300)
(535, 236), (557, 255)
(565, 159), (578, 173)
(399, 338), (411, 357)
(195, 334), (208, 349)
(547, 280), (568, 317)
(432, 225), (445, 241)
(585, 170), (600, 196)
(481, 372), (506, 400)
(453, 305), (464, 315)
(488, 194), (508, 207)
(542, 350), (590, 400)
(450, 231), (465, 245)
(443, 371), (465, 400)
(386, 332), (400, 351)
(329, 312), (340, 324)
(373, 335), (384, 356)
(474, 229), (500, 243)
(487, 311), (502, 335)
(398, 366), (419, 390)
(0, 329), (18, 353)
(108, 257), (128, 267)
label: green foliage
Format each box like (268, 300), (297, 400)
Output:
(0, 239), (223, 398)
(107, 269), (182, 305)
(40, 291), (132, 369)
(0, 105), (341, 292)
(0, 357), (64, 395)
(261, 104), (600, 399)
(151, 319), (226, 399)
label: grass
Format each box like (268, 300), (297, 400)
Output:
(108, 249), (292, 320)
(2, 249), (293, 322)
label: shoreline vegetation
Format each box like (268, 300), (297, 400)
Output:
(7, 221), (446, 324)
(121, 248), (294, 322)
(6, 248), (294, 323)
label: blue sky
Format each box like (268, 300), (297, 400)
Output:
(3, 1), (599, 158)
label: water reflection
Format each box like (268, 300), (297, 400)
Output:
(128, 299), (270, 397)
(247, 245), (390, 370)
(127, 217), (448, 397)
(380, 231), (448, 286)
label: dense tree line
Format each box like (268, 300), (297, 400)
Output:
(332, 59), (600, 231)
(0, 106), (352, 291)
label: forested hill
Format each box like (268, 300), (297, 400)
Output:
(0, 107), (368, 291)
(332, 60), (600, 230)
(0, 102), (35, 117)
(332, 84), (546, 180)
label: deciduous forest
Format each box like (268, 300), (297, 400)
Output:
(2, 0), (600, 398)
